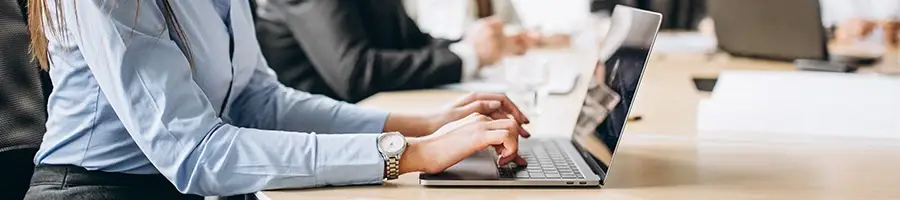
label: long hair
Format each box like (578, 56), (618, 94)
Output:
(27, 0), (193, 70)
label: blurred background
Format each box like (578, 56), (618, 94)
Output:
(407, 0), (900, 62)
(400, 0), (900, 136)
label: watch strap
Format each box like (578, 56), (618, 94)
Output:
(385, 156), (400, 180)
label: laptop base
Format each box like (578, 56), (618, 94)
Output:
(419, 139), (603, 187)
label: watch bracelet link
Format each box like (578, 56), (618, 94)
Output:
(386, 156), (400, 180)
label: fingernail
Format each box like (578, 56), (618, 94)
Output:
(487, 101), (501, 109)
(500, 158), (511, 166)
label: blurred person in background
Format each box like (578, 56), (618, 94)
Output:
(255, 0), (535, 103)
(0, 0), (50, 199)
(821, 0), (900, 47)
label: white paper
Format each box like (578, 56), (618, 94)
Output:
(653, 33), (717, 53)
(698, 71), (900, 139)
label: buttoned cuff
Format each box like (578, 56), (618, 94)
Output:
(449, 42), (481, 82)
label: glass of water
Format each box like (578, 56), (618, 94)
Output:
(504, 54), (550, 117)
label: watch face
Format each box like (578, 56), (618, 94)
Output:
(379, 133), (405, 154)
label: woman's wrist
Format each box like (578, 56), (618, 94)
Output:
(399, 138), (427, 174)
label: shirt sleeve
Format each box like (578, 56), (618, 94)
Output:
(229, 52), (389, 134)
(819, 0), (858, 27)
(449, 42), (481, 82)
(266, 0), (464, 102)
(58, 0), (385, 196)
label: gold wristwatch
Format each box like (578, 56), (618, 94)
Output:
(377, 132), (407, 180)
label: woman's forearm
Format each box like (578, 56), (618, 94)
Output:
(384, 113), (438, 137)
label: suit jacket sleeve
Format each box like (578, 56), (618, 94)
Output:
(268, 0), (464, 102)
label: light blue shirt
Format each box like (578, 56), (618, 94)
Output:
(36, 0), (388, 196)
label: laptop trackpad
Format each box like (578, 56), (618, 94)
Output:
(420, 149), (500, 180)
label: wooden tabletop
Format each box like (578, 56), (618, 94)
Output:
(260, 46), (900, 200)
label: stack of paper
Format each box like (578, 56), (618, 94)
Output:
(653, 33), (717, 53)
(697, 71), (900, 140)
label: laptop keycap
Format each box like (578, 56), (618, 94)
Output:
(496, 141), (586, 180)
(515, 171), (530, 178)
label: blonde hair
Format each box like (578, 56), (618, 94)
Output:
(28, 0), (193, 70)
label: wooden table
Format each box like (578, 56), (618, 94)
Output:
(260, 47), (900, 200)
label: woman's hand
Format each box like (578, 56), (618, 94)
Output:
(385, 93), (531, 138)
(428, 93), (531, 137)
(398, 115), (527, 174)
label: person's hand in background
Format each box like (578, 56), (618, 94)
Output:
(467, 17), (506, 67)
(399, 114), (527, 174)
(504, 30), (539, 55)
(466, 17), (539, 68)
(878, 20), (900, 47)
(834, 18), (900, 47)
(386, 93), (531, 138)
(834, 18), (876, 45)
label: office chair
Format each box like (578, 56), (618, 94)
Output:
(0, 0), (51, 199)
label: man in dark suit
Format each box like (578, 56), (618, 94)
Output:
(0, 0), (50, 199)
(255, 0), (531, 103)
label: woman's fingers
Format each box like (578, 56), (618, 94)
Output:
(483, 120), (520, 159)
(494, 145), (528, 166)
(486, 119), (521, 137)
(455, 93), (531, 124)
(488, 112), (531, 138)
(513, 155), (527, 166)
(453, 100), (502, 120)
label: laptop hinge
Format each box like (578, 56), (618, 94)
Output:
(571, 140), (606, 179)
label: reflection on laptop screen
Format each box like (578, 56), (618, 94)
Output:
(572, 6), (661, 183)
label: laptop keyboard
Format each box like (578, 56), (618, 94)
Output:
(498, 142), (584, 180)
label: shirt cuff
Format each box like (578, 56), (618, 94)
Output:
(261, 133), (386, 189)
(314, 133), (385, 186)
(449, 42), (481, 82)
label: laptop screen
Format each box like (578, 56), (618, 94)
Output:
(571, 5), (661, 184)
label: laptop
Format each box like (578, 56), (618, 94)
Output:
(420, 5), (661, 187)
(708, 0), (879, 65)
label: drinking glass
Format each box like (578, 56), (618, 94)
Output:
(504, 54), (550, 117)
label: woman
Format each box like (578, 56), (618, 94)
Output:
(25, 0), (530, 199)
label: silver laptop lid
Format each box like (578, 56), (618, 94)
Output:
(571, 5), (661, 185)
